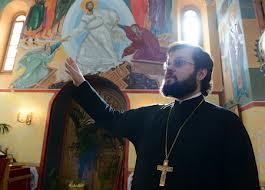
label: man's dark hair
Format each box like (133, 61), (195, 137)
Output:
(167, 42), (213, 96)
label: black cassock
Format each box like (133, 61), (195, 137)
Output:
(73, 81), (260, 190)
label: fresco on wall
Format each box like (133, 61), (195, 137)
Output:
(11, 0), (176, 90)
(10, 40), (65, 88)
(21, 0), (75, 44)
(217, 0), (251, 105)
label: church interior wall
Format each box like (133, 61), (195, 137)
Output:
(0, 0), (30, 87)
(172, 0), (211, 52)
(239, 1), (264, 102)
(173, 0), (224, 94)
(0, 0), (264, 188)
(205, 1), (224, 92)
(217, 0), (253, 106)
(242, 20), (261, 69)
(0, 90), (56, 164)
(215, 1), (265, 184)
(241, 106), (265, 185)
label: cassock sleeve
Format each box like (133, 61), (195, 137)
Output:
(224, 113), (260, 190)
(72, 81), (150, 145)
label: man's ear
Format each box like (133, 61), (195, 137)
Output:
(197, 68), (207, 81)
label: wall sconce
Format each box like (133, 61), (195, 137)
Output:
(17, 112), (32, 125)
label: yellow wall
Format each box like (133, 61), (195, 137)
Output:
(0, 91), (56, 165)
(242, 19), (261, 69)
(126, 92), (220, 171)
(241, 106), (265, 184)
(206, 2), (223, 92)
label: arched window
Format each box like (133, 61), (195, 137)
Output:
(2, 15), (26, 72)
(181, 9), (202, 45)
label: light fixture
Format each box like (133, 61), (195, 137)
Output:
(17, 112), (32, 125)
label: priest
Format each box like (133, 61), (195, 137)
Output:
(65, 42), (260, 190)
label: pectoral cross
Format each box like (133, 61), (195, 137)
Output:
(156, 159), (173, 187)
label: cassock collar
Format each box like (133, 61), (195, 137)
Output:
(175, 92), (202, 104)
(173, 93), (204, 112)
(170, 93), (204, 122)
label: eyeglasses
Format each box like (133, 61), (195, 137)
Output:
(164, 59), (194, 69)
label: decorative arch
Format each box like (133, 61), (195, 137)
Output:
(40, 76), (130, 190)
(180, 5), (203, 46)
(0, 0), (30, 72)
(1, 14), (26, 72)
(173, 0), (210, 51)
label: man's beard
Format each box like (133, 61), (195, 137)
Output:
(161, 72), (198, 99)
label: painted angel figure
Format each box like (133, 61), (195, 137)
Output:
(120, 24), (166, 62)
(10, 37), (68, 88)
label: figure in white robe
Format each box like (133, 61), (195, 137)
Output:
(69, 9), (130, 75)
